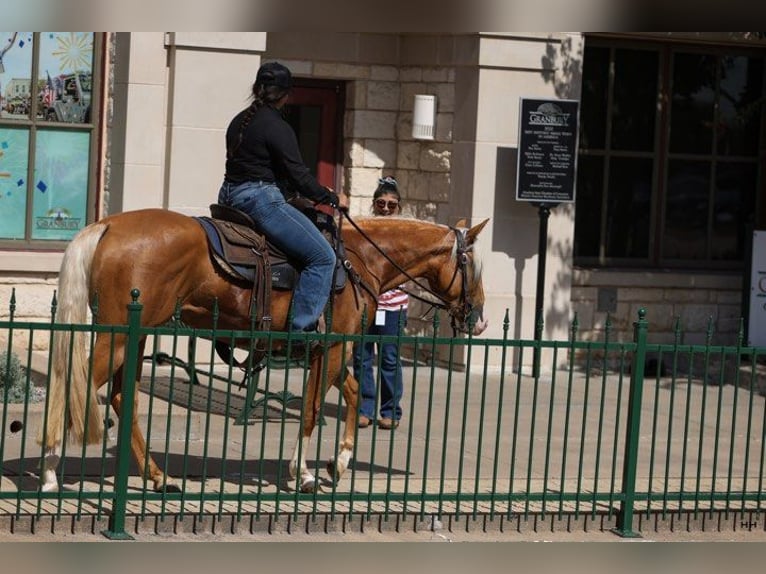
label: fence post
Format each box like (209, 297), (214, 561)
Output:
(102, 289), (142, 540)
(612, 307), (648, 538)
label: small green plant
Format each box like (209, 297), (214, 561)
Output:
(1, 350), (42, 404)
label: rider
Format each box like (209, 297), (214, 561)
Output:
(218, 61), (348, 356)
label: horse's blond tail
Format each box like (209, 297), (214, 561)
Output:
(39, 222), (108, 449)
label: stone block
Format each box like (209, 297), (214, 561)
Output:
(428, 172), (451, 202)
(396, 112), (414, 141)
(367, 81), (400, 111)
(433, 83), (455, 113)
(400, 67), (423, 82)
(620, 287), (664, 303)
(346, 167), (384, 197)
(345, 110), (397, 139)
(399, 82), (428, 111)
(313, 62), (370, 79)
(571, 286), (598, 302)
(397, 142), (420, 170)
(716, 290), (743, 305)
(419, 143), (451, 172)
(665, 288), (710, 303)
(345, 140), (365, 167)
(676, 304), (718, 333)
(434, 112), (453, 142)
(370, 65), (398, 81)
(363, 139), (397, 168)
(406, 171), (431, 201)
(423, 67), (450, 83)
(345, 81), (366, 110)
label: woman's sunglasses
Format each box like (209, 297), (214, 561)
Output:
(375, 199), (399, 210)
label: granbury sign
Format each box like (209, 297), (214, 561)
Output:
(516, 98), (580, 204)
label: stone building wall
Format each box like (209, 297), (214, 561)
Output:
(571, 270), (743, 347)
(276, 59), (455, 220)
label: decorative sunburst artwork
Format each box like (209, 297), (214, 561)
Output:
(51, 32), (92, 71)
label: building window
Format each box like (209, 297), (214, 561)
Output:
(574, 38), (765, 269)
(0, 32), (100, 247)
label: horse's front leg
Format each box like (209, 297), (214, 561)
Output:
(289, 360), (323, 492)
(110, 345), (179, 493)
(326, 368), (359, 483)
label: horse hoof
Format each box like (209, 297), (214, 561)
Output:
(325, 460), (341, 483)
(156, 483), (181, 494)
(40, 482), (59, 493)
(299, 479), (318, 493)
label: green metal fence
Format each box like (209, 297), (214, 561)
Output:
(1, 289), (764, 538)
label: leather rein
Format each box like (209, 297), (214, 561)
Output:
(339, 211), (478, 335)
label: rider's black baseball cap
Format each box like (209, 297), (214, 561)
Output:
(255, 61), (292, 89)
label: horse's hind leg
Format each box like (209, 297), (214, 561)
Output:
(39, 332), (115, 492)
(110, 338), (178, 493)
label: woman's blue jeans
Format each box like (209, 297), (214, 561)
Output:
(353, 309), (406, 421)
(218, 180), (336, 332)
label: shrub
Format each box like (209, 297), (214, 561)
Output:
(1, 350), (42, 404)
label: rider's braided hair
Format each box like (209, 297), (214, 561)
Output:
(227, 82), (289, 160)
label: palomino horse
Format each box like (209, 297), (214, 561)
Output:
(38, 208), (489, 493)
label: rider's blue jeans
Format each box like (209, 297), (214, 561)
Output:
(218, 180), (336, 332)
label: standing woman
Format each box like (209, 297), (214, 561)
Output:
(354, 176), (408, 430)
(218, 61), (348, 355)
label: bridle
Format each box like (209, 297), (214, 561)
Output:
(340, 211), (480, 336)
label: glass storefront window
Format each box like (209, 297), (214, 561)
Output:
(0, 126), (29, 239)
(575, 37), (764, 270)
(0, 32), (98, 246)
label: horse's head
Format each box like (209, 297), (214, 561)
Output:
(435, 219), (489, 336)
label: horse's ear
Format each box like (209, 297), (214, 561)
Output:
(466, 218), (490, 243)
(455, 218), (467, 228)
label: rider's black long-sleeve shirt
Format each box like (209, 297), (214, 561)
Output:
(224, 105), (334, 205)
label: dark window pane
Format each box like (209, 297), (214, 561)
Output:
(712, 162), (756, 260)
(611, 49), (659, 151)
(663, 160), (710, 260)
(580, 45), (609, 150)
(604, 157), (653, 258)
(574, 154), (604, 258)
(717, 55), (764, 156)
(670, 53), (716, 154)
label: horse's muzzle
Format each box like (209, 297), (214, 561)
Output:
(463, 306), (488, 336)
(472, 317), (489, 336)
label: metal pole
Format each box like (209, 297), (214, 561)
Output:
(532, 203), (555, 378)
(102, 289), (142, 540)
(612, 307), (648, 538)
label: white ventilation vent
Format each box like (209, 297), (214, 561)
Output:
(412, 94), (436, 140)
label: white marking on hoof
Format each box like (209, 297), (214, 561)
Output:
(299, 477), (318, 493)
(40, 470), (59, 493)
(327, 448), (352, 483)
(39, 451), (60, 492)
